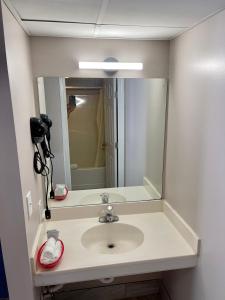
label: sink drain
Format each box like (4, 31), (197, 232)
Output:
(107, 243), (115, 249)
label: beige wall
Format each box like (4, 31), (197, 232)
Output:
(0, 2), (41, 299)
(30, 37), (169, 78)
(164, 8), (225, 300)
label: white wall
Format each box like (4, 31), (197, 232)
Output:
(0, 2), (41, 300)
(3, 4), (43, 254)
(145, 79), (167, 194)
(43, 77), (71, 188)
(30, 37), (169, 78)
(164, 8), (225, 300)
(124, 79), (167, 192)
(124, 79), (148, 186)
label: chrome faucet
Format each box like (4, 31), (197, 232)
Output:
(100, 192), (109, 204)
(99, 205), (119, 223)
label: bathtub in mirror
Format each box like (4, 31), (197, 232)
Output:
(37, 77), (167, 207)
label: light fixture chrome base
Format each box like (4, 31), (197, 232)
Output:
(104, 57), (118, 76)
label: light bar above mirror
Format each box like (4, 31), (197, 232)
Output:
(79, 61), (143, 71)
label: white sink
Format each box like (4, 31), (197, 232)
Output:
(81, 192), (126, 205)
(81, 223), (144, 254)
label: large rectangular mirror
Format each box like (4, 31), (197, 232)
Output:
(37, 77), (167, 207)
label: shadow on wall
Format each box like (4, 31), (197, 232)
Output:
(0, 243), (8, 298)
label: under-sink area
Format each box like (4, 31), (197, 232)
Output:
(31, 200), (199, 287)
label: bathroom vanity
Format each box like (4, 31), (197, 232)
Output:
(31, 200), (199, 287)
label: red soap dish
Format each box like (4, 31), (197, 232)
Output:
(54, 187), (68, 201)
(37, 239), (64, 269)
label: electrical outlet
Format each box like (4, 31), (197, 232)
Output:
(26, 191), (33, 218)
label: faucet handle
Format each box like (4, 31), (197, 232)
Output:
(99, 204), (119, 223)
(100, 192), (109, 204)
(100, 192), (109, 198)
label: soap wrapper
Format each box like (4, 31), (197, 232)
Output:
(47, 229), (59, 240)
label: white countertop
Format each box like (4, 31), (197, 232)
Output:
(49, 186), (153, 208)
(32, 206), (199, 286)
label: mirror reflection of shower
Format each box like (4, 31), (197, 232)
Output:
(66, 79), (107, 190)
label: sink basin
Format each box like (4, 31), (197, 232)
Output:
(81, 192), (126, 205)
(81, 223), (144, 254)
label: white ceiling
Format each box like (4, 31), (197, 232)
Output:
(8, 0), (225, 39)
